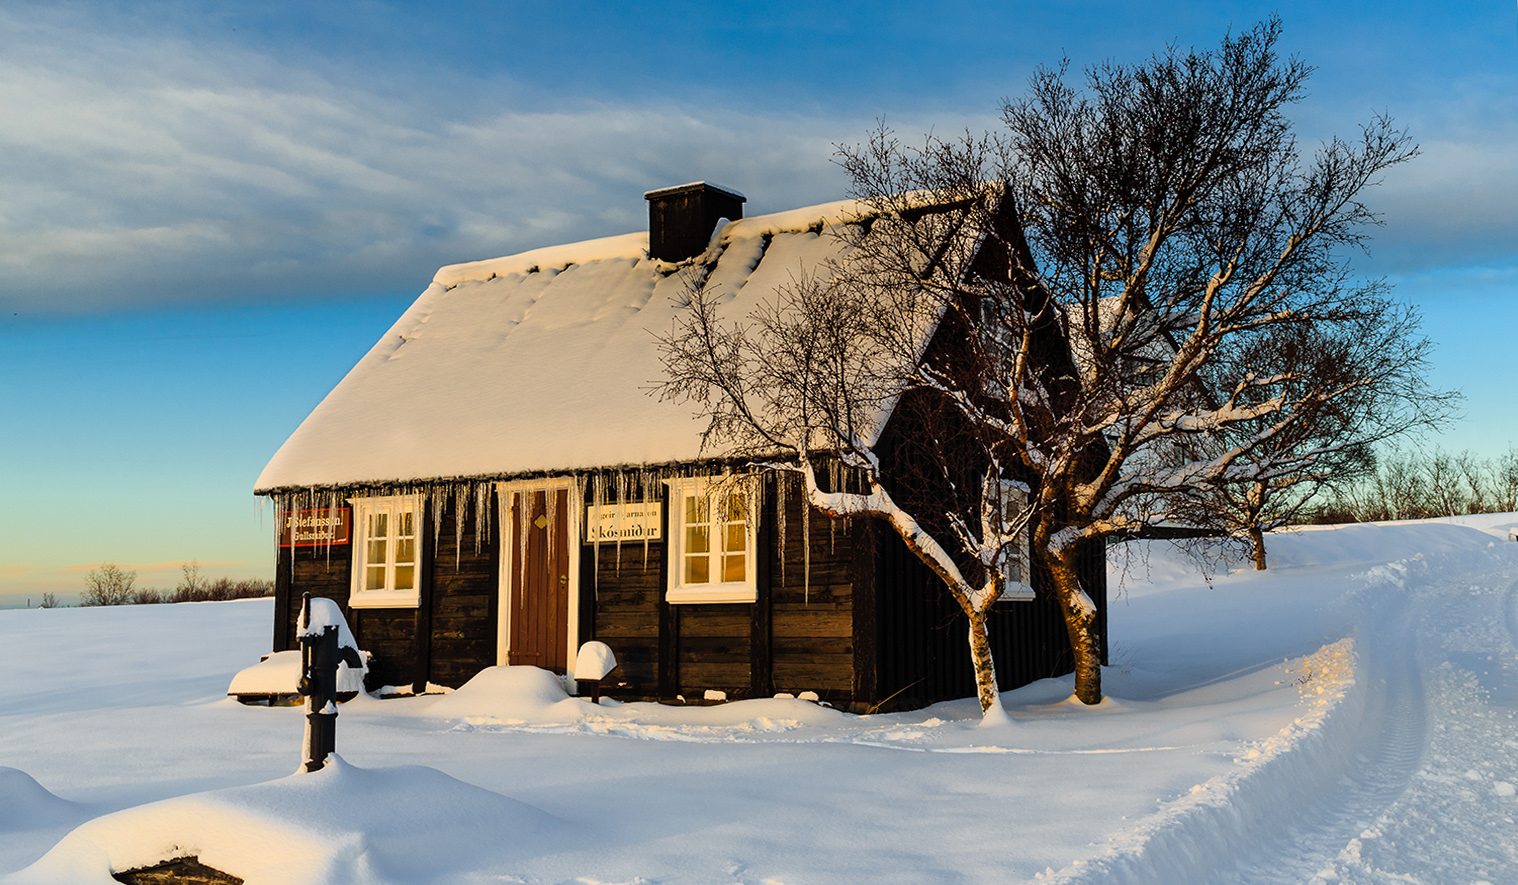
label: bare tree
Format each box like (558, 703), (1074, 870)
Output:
(82, 563), (136, 606)
(174, 560), (207, 602)
(1178, 301), (1454, 568)
(661, 19), (1421, 710)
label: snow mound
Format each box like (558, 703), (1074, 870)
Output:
(421, 665), (583, 724)
(0, 769), (84, 834)
(9, 756), (564, 885)
(416, 665), (850, 732)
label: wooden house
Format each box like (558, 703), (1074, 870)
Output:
(254, 182), (1107, 711)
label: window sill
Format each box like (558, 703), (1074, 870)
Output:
(348, 592), (421, 609)
(666, 584), (757, 605)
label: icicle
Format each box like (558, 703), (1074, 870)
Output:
(517, 490), (529, 604)
(802, 474), (811, 605)
(475, 480), (490, 555)
(776, 472), (787, 591)
(453, 483), (464, 570)
(433, 484), (445, 564)
(592, 473), (604, 592)
(614, 470), (627, 574)
(572, 473), (588, 596)
(641, 466), (654, 571)
(545, 484), (558, 574)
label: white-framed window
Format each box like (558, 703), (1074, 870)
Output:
(349, 494), (424, 608)
(995, 481), (1035, 602)
(665, 476), (758, 604)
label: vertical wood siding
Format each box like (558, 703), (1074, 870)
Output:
(586, 541), (663, 697)
(873, 524), (1108, 710)
(425, 494), (497, 688)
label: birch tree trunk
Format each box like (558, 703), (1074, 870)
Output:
(967, 608), (1000, 713)
(1249, 526), (1269, 570)
(1047, 551), (1102, 705)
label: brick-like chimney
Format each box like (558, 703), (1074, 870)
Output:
(644, 182), (746, 262)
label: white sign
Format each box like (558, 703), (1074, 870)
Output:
(584, 501), (663, 542)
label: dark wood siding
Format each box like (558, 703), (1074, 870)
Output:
(767, 482), (857, 705)
(275, 541), (351, 653)
(425, 493), (497, 688)
(673, 604), (752, 698)
(873, 523), (1107, 710)
(585, 541), (663, 697)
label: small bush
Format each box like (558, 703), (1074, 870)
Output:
(80, 561), (273, 606)
(81, 563), (136, 606)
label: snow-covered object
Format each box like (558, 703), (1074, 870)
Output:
(295, 597), (357, 646)
(226, 649), (368, 698)
(8, 756), (564, 885)
(254, 199), (889, 491)
(421, 666), (581, 724)
(573, 641), (616, 681)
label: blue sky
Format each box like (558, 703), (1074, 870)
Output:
(3, 1), (1515, 604)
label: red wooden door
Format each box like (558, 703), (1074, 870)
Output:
(507, 488), (570, 672)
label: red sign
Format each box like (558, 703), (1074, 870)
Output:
(280, 507), (351, 547)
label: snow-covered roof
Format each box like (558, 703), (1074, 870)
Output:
(255, 198), (880, 493)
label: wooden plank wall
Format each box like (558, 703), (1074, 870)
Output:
(581, 475), (861, 704)
(766, 482), (857, 704)
(274, 541), (351, 653)
(584, 540), (663, 697)
(425, 494), (497, 688)
(871, 528), (1107, 710)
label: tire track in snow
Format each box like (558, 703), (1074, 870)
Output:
(1207, 601), (1428, 885)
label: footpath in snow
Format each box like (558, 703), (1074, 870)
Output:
(1, 516), (1516, 883)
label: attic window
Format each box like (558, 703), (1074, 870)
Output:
(665, 476), (757, 604)
(349, 494), (424, 608)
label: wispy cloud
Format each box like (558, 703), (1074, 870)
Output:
(0, 6), (1509, 316)
(0, 14), (880, 314)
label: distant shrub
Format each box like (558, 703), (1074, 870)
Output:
(81, 563), (136, 606)
(38, 592), (59, 609)
(80, 560), (273, 606)
(169, 562), (274, 602)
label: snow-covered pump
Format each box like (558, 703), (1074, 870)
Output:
(297, 593), (363, 772)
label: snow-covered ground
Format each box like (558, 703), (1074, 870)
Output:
(3, 516), (1517, 883)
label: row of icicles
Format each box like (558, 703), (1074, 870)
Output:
(265, 461), (867, 602)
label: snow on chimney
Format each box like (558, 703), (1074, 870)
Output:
(644, 182), (746, 262)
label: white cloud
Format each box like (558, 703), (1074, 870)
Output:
(1, 7), (1508, 315)
(0, 14), (881, 314)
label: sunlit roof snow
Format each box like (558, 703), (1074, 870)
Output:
(255, 199), (874, 492)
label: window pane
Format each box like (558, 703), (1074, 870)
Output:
(685, 495), (708, 526)
(394, 565), (414, 591)
(723, 494), (746, 521)
(367, 538), (387, 565)
(395, 538), (415, 564)
(686, 524), (709, 554)
(722, 554), (745, 583)
(398, 510), (413, 537)
(370, 512), (387, 538)
(685, 555), (709, 584)
(366, 565), (387, 591)
(724, 524), (746, 553)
